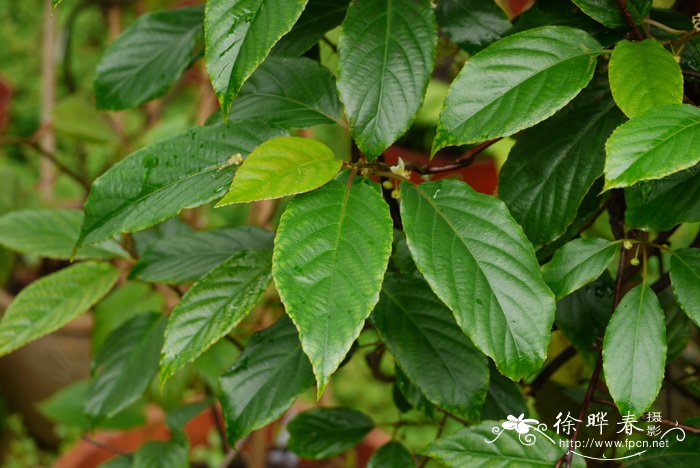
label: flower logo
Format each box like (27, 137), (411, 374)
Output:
(502, 414), (540, 434)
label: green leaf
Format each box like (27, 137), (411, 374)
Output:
(85, 313), (166, 419)
(51, 0), (63, 8)
(435, 0), (511, 54)
(368, 441), (414, 468)
(665, 299), (691, 362)
(272, 0), (350, 57)
(38, 380), (145, 431)
(625, 165), (700, 231)
(0, 262), (118, 357)
(626, 433), (700, 466)
(555, 274), (614, 355)
(421, 421), (585, 468)
(499, 95), (624, 247)
(219, 316), (314, 442)
(160, 250), (272, 382)
(226, 56), (344, 128)
(0, 209), (128, 260)
(132, 226), (273, 284)
(602, 284), (666, 416)
(400, 180), (555, 380)
(572, 0), (652, 28)
(480, 364), (527, 422)
(609, 39), (682, 118)
(133, 435), (189, 468)
(273, 178), (393, 392)
(337, 0), (437, 157)
(670, 248), (700, 328)
(78, 122), (284, 245)
(287, 407), (374, 460)
(217, 136), (341, 206)
(53, 96), (118, 144)
(542, 238), (618, 300)
(94, 7), (203, 110)
(205, 0), (309, 114)
(394, 367), (436, 418)
(433, 26), (601, 153)
(603, 104), (700, 190)
(373, 275), (489, 421)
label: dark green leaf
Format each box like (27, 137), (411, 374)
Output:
(85, 314), (166, 419)
(421, 421), (585, 467)
(217, 136), (341, 205)
(603, 284), (666, 416)
(78, 122), (284, 245)
(625, 165), (700, 231)
(481, 364), (527, 422)
(499, 95), (624, 247)
(133, 435), (188, 468)
(394, 367), (435, 418)
(94, 7), (203, 110)
(603, 104), (700, 190)
(670, 248), (700, 327)
(436, 0), (511, 54)
(368, 441), (414, 468)
(373, 275), (489, 421)
(434, 26), (601, 153)
(205, 0), (309, 113)
(160, 250), (272, 382)
(272, 0), (350, 57)
(665, 299), (691, 362)
(572, 0), (652, 28)
(609, 39), (683, 118)
(132, 226), (273, 284)
(555, 274), (614, 355)
(165, 400), (211, 433)
(0, 209), (128, 260)
(226, 56), (344, 128)
(273, 178), (393, 392)
(400, 180), (555, 380)
(337, 0), (437, 157)
(0, 262), (119, 357)
(542, 238), (618, 300)
(625, 432), (700, 466)
(287, 407), (374, 460)
(219, 316), (314, 442)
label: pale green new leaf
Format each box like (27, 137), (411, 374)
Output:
(434, 26), (601, 153)
(0, 209), (128, 260)
(160, 250), (272, 382)
(205, 0), (308, 114)
(373, 275), (489, 421)
(219, 316), (314, 442)
(337, 0), (437, 158)
(499, 95), (624, 247)
(609, 39), (682, 118)
(604, 104), (700, 190)
(94, 7), (203, 110)
(132, 226), (273, 283)
(603, 284), (666, 416)
(400, 180), (555, 380)
(368, 441), (414, 468)
(542, 238), (618, 300)
(227, 56), (344, 128)
(273, 178), (393, 392)
(217, 136), (341, 206)
(85, 313), (166, 419)
(287, 407), (374, 460)
(0, 262), (119, 357)
(670, 248), (700, 327)
(78, 122), (284, 246)
(422, 421), (585, 467)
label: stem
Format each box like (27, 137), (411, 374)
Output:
(403, 139), (500, 174)
(683, 69), (700, 79)
(643, 18), (685, 35)
(39, 0), (57, 202)
(616, 0), (644, 40)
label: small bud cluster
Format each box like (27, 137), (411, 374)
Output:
(693, 13), (700, 32)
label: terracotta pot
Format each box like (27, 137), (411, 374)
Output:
(0, 315), (93, 447)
